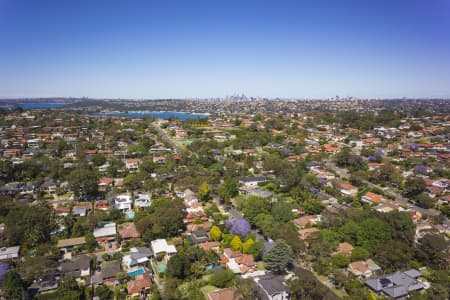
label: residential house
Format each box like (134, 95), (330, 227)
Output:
(348, 259), (381, 279)
(92, 261), (121, 286)
(361, 192), (386, 205)
(93, 223), (117, 249)
(122, 247), (152, 270)
(60, 255), (91, 280)
(298, 227), (320, 241)
(57, 237), (87, 257)
(293, 215), (321, 228)
(222, 248), (256, 275)
(365, 269), (425, 299)
(118, 222), (141, 241)
(134, 193), (151, 209)
(338, 182), (358, 197)
(0, 246), (20, 260)
(240, 176), (266, 187)
(114, 194), (132, 213)
(124, 158), (140, 171)
(333, 242), (354, 256)
(207, 287), (237, 300)
(150, 239), (177, 262)
(127, 273), (152, 298)
(254, 275), (290, 300)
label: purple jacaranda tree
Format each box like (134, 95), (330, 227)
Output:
(262, 241), (274, 253)
(415, 165), (428, 174)
(374, 150), (384, 157)
(410, 143), (419, 151)
(230, 219), (251, 237)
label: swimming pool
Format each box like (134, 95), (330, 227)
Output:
(127, 269), (145, 277)
(127, 212), (135, 219)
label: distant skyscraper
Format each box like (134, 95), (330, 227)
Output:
(336, 95), (340, 101)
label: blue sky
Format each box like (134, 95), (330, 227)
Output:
(1, 0), (450, 99)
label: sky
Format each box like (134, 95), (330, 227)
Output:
(1, 0), (450, 99)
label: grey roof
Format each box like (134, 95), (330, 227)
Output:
(365, 269), (425, 298)
(257, 275), (289, 297)
(134, 246), (153, 257)
(101, 261), (121, 279)
(383, 285), (408, 298)
(61, 255), (91, 273)
(403, 269), (422, 279)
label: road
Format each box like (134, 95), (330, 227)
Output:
(151, 122), (184, 154)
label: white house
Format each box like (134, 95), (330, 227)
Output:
(134, 193), (151, 209)
(151, 239), (177, 262)
(0, 246), (20, 260)
(114, 194), (133, 213)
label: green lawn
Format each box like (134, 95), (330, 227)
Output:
(201, 285), (218, 299)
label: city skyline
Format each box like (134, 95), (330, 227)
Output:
(1, 0), (450, 99)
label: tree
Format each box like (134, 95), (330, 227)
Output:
(56, 275), (83, 299)
(270, 223), (305, 256)
(230, 219), (251, 237)
(376, 240), (413, 270)
(198, 181), (210, 201)
(415, 193), (436, 209)
(288, 268), (335, 300)
(95, 285), (113, 300)
(254, 213), (275, 236)
(404, 177), (426, 198)
(242, 196), (270, 224)
(416, 234), (448, 268)
(271, 201), (294, 222)
(243, 238), (255, 254)
(224, 177), (238, 199)
(236, 278), (259, 299)
(166, 253), (192, 279)
(350, 247), (369, 262)
(209, 270), (235, 288)
(209, 225), (222, 241)
(1, 270), (28, 300)
(263, 239), (293, 273)
(68, 166), (98, 199)
(136, 198), (185, 240)
(332, 254), (350, 268)
(230, 235), (242, 251)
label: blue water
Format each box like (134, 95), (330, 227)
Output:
(96, 111), (208, 120)
(128, 269), (145, 277)
(127, 212), (135, 220)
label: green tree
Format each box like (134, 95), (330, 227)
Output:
(95, 285), (113, 300)
(166, 253), (192, 279)
(224, 177), (238, 199)
(242, 196), (270, 224)
(209, 270), (235, 288)
(68, 166), (98, 199)
(1, 270), (28, 300)
(56, 275), (83, 299)
(416, 234), (448, 268)
(288, 268), (335, 300)
(236, 278), (259, 299)
(415, 193), (436, 209)
(332, 254), (350, 268)
(350, 247), (370, 262)
(263, 239), (293, 273)
(254, 213), (275, 236)
(271, 201), (294, 222)
(404, 177), (426, 198)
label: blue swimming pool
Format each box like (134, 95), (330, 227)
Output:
(127, 269), (145, 277)
(127, 212), (135, 219)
